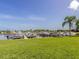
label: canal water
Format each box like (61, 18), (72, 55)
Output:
(0, 34), (7, 40)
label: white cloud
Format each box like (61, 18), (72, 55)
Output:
(68, 0), (79, 11)
(0, 14), (46, 21)
(0, 14), (17, 19)
(27, 16), (46, 21)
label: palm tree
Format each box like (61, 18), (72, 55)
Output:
(76, 20), (79, 31)
(62, 16), (76, 35)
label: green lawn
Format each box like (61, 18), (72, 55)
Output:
(0, 37), (79, 59)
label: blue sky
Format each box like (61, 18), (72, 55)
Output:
(0, 0), (79, 30)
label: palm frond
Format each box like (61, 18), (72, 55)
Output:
(62, 21), (68, 27)
(76, 20), (79, 25)
(64, 16), (76, 22)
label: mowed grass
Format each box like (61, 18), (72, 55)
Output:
(0, 37), (79, 59)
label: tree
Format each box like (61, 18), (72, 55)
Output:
(76, 20), (79, 31)
(62, 16), (76, 35)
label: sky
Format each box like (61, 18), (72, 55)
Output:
(0, 0), (79, 30)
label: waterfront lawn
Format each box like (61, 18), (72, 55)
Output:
(0, 37), (79, 59)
